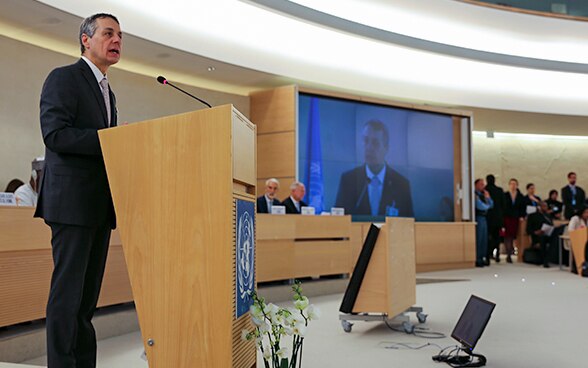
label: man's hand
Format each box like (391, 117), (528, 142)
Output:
(534, 229), (544, 235)
(484, 190), (490, 199)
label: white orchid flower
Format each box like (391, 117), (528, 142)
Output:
(294, 296), (309, 310)
(251, 314), (264, 327)
(306, 304), (321, 321)
(276, 347), (290, 359)
(292, 324), (307, 337)
(262, 346), (272, 360)
(258, 320), (271, 334)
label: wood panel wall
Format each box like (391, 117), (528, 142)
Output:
(250, 85), (297, 201)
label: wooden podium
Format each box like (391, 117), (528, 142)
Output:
(352, 217), (416, 317)
(99, 105), (256, 368)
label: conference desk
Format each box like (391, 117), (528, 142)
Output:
(258, 215), (476, 282)
(2, 208), (475, 327)
(0, 207), (133, 328)
(351, 222), (476, 273)
(257, 214), (352, 282)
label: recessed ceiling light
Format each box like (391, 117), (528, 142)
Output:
(41, 17), (61, 25)
(207, 66), (216, 72)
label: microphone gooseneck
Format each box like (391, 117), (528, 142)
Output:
(156, 75), (212, 108)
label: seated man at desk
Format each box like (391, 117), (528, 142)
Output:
(257, 178), (281, 213)
(282, 181), (307, 214)
(15, 158), (44, 207)
(526, 201), (563, 268)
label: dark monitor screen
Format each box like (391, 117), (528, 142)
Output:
(451, 295), (496, 351)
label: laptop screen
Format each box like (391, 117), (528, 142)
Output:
(451, 295), (496, 351)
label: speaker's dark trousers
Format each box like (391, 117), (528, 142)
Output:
(46, 222), (111, 368)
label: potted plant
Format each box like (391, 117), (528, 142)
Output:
(242, 281), (320, 368)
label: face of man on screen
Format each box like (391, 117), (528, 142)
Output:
(362, 124), (388, 174)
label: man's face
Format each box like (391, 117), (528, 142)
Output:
(292, 185), (305, 202)
(569, 174), (577, 185)
(265, 181), (278, 199)
(82, 17), (122, 72)
(539, 202), (548, 213)
(475, 180), (485, 192)
(363, 127), (388, 167)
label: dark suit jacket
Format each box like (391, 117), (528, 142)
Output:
(561, 185), (586, 219)
(282, 197), (307, 214)
(334, 164), (413, 217)
(503, 190), (525, 218)
(256, 195), (281, 214)
(526, 212), (553, 245)
(486, 183), (505, 226)
(34, 59), (116, 228)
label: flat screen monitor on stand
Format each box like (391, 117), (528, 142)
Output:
(433, 295), (496, 367)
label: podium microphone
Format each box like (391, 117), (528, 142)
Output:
(156, 76), (212, 108)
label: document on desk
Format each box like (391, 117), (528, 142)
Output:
(541, 223), (554, 236)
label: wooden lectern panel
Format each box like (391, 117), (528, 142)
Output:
(353, 218), (416, 317)
(99, 105), (255, 368)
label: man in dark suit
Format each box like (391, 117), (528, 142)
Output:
(335, 120), (413, 217)
(282, 181), (308, 214)
(256, 178), (281, 213)
(34, 13), (122, 368)
(561, 172), (586, 219)
(485, 174), (505, 264)
(526, 201), (561, 268)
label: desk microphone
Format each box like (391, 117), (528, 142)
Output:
(354, 177), (371, 212)
(156, 76), (212, 108)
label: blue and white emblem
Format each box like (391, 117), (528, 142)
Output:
(236, 199), (255, 318)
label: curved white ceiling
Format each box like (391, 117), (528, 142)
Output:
(38, 0), (588, 116)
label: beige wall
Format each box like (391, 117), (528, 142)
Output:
(467, 106), (588, 135)
(469, 106), (588, 198)
(473, 134), (588, 198)
(0, 35), (249, 190)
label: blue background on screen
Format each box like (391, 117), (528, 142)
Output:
(298, 93), (455, 222)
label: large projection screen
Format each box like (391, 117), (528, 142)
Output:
(298, 92), (464, 222)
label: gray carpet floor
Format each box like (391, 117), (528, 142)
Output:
(8, 262), (587, 368)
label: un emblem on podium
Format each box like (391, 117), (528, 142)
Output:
(235, 199), (255, 318)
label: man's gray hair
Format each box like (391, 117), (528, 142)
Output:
(79, 13), (119, 54)
(265, 178), (280, 187)
(290, 181), (305, 191)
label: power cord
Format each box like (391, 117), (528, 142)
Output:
(379, 341), (449, 350)
(384, 319), (447, 339)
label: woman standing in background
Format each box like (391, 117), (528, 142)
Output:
(502, 178), (525, 263)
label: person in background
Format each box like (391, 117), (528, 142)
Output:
(475, 178), (493, 267)
(523, 183), (541, 215)
(282, 181), (308, 214)
(485, 174), (505, 265)
(15, 158), (44, 207)
(34, 13), (122, 367)
(568, 207), (588, 232)
(526, 201), (560, 268)
(4, 179), (24, 193)
(562, 172), (586, 220)
(502, 178), (525, 263)
(545, 189), (563, 220)
(257, 178), (281, 213)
